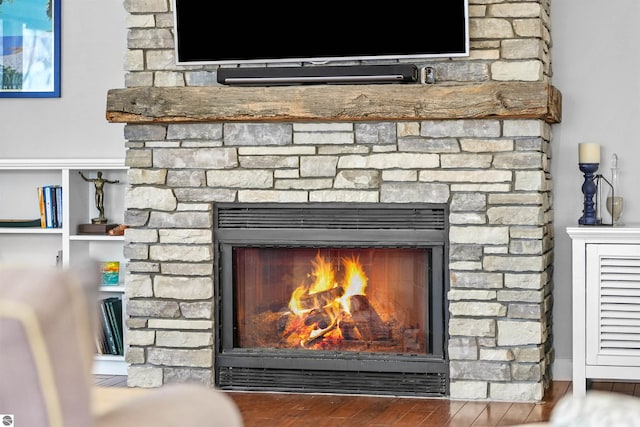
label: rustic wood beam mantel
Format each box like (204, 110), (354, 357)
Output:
(106, 81), (561, 124)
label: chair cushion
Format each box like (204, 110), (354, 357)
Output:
(550, 390), (640, 427)
(0, 265), (98, 427)
(94, 384), (244, 427)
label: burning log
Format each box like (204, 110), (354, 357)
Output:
(276, 312), (290, 335)
(339, 319), (362, 341)
(302, 317), (338, 347)
(280, 307), (336, 346)
(304, 308), (332, 329)
(348, 294), (391, 341)
(295, 286), (344, 311)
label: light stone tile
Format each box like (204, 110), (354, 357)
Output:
(489, 382), (543, 402)
(156, 331), (213, 347)
(479, 348), (515, 361)
(127, 366), (163, 387)
(497, 320), (543, 345)
(147, 348), (212, 368)
(147, 319), (213, 330)
(153, 276), (213, 299)
(449, 381), (488, 399)
(293, 123), (353, 132)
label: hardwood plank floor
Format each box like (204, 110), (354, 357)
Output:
(94, 376), (584, 426)
(94, 374), (128, 387)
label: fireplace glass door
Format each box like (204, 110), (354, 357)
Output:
(235, 247), (430, 355)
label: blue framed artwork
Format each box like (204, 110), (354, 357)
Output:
(0, 0), (60, 98)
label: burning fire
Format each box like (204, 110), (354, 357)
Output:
(284, 251), (384, 349)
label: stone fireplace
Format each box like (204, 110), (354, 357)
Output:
(107, 0), (559, 402)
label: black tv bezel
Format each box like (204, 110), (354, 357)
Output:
(172, 1), (469, 66)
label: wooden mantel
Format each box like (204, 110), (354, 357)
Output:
(105, 81), (561, 124)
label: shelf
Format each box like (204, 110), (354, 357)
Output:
(0, 227), (62, 234)
(93, 355), (127, 376)
(100, 285), (125, 293)
(70, 234), (125, 241)
(0, 158), (127, 170)
(0, 159), (129, 376)
(106, 82), (562, 124)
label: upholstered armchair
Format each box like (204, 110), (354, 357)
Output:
(0, 264), (243, 427)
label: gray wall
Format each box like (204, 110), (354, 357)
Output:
(1, 0), (635, 380)
(0, 0), (126, 159)
(550, 0), (640, 378)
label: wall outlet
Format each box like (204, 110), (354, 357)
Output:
(420, 67), (436, 84)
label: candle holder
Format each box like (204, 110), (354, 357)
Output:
(595, 173), (614, 226)
(578, 163), (601, 225)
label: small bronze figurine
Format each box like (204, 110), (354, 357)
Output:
(79, 171), (119, 224)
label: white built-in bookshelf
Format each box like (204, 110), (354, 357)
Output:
(0, 158), (128, 375)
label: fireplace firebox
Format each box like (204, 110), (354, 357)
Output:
(214, 203), (449, 396)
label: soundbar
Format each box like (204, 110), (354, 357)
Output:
(217, 64), (419, 86)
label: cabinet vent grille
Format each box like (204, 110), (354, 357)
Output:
(599, 256), (640, 354)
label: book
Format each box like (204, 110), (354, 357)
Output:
(100, 261), (120, 285)
(99, 299), (118, 355)
(0, 219), (42, 228)
(50, 185), (58, 228)
(37, 186), (46, 228)
(95, 319), (108, 355)
(105, 297), (124, 355)
(110, 298), (124, 355)
(54, 185), (63, 228)
(43, 185), (54, 228)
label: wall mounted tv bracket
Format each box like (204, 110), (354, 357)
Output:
(216, 64), (419, 86)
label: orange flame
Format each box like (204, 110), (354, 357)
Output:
(308, 252), (337, 294)
(287, 251), (369, 348)
(288, 285), (307, 316)
(339, 256), (367, 314)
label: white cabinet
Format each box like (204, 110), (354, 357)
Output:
(567, 226), (640, 396)
(0, 158), (128, 375)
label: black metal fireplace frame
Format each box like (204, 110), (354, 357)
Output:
(213, 202), (450, 397)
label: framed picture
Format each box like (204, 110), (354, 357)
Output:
(0, 0), (61, 98)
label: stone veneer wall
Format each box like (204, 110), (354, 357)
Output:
(119, 0), (555, 401)
(124, 0), (552, 87)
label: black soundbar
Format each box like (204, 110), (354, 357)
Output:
(217, 64), (419, 86)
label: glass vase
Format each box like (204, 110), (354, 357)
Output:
(606, 153), (624, 226)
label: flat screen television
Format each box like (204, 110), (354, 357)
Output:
(172, 1), (469, 66)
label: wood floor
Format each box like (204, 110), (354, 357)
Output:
(92, 376), (639, 427)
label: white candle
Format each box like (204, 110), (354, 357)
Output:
(578, 143), (600, 163)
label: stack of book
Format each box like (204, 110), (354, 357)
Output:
(96, 297), (124, 356)
(37, 185), (62, 228)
